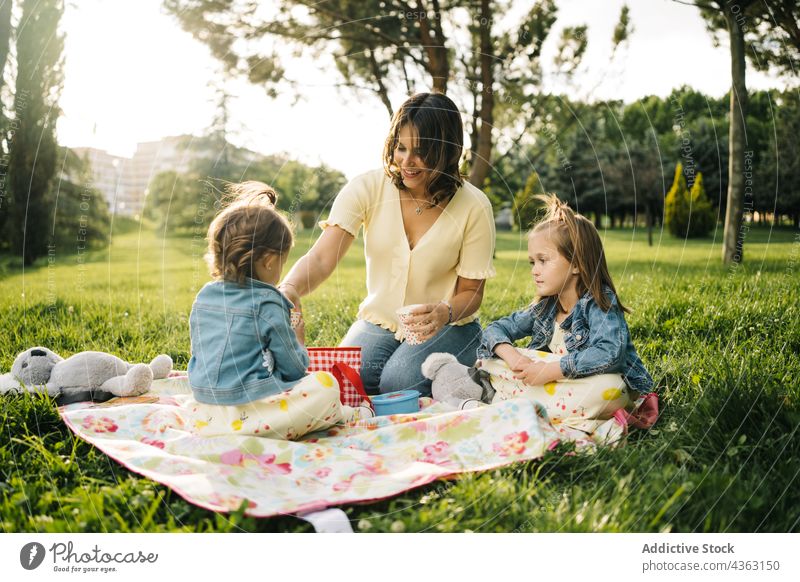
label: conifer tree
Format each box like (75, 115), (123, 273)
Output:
(665, 163), (689, 238)
(687, 171), (716, 238)
(7, 0), (64, 265)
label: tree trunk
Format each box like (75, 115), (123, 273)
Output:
(468, 0), (494, 187)
(647, 205), (653, 246)
(0, 0), (11, 96)
(417, 0), (449, 93)
(722, 7), (748, 264)
(468, 68), (480, 165)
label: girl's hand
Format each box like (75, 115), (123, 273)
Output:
(504, 351), (534, 372)
(514, 361), (561, 386)
(494, 344), (535, 371)
(403, 302), (449, 343)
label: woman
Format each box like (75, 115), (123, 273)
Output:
(279, 92), (496, 396)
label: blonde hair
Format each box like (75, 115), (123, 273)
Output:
(530, 194), (628, 313)
(205, 181), (293, 284)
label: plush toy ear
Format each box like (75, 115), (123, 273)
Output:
(421, 352), (458, 379)
(0, 373), (23, 394)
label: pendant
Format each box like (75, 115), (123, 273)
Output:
(415, 206), (422, 215)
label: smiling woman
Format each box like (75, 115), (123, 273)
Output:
(278, 93), (497, 397)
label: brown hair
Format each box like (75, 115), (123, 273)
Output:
(530, 194), (628, 313)
(205, 181), (293, 284)
(382, 92), (464, 206)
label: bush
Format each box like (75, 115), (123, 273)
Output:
(687, 172), (716, 237)
(297, 211), (318, 230)
(664, 163), (715, 238)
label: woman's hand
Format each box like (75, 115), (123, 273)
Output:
(293, 314), (306, 346)
(278, 283), (302, 311)
(403, 302), (450, 343)
(279, 283), (305, 344)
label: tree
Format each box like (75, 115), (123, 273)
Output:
(164, 0), (605, 188)
(513, 171), (545, 232)
(664, 162), (690, 238)
(52, 148), (111, 250)
(687, 171), (716, 237)
(603, 135), (666, 245)
(680, 0), (800, 263)
(0, 0), (13, 237)
(665, 163), (715, 239)
(0, 0), (11, 119)
(145, 170), (206, 234)
(7, 0), (64, 265)
(144, 135), (347, 234)
(760, 89), (800, 226)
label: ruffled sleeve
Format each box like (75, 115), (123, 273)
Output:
(318, 171), (377, 237)
(456, 197), (497, 279)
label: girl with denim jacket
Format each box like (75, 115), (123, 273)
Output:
(187, 183), (372, 439)
(477, 194), (654, 433)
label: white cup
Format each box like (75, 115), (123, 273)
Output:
(396, 304), (427, 345)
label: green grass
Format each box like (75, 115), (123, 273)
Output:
(1, 223), (799, 532)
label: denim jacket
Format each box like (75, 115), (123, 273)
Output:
(187, 278), (309, 405)
(477, 286), (654, 394)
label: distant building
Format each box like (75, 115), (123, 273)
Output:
(72, 136), (208, 217)
(70, 147), (130, 215)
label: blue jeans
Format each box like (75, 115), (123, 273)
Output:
(339, 319), (482, 397)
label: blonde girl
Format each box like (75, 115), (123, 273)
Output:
(477, 194), (654, 433)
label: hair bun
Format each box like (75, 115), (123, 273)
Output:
(228, 181), (278, 207)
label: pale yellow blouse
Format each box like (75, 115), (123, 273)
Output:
(319, 169), (496, 339)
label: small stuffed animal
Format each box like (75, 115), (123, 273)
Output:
(0, 347), (173, 405)
(421, 353), (495, 410)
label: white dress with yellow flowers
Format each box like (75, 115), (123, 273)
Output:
(187, 371), (366, 441)
(478, 320), (634, 440)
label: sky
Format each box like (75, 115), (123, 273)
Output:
(56, 0), (789, 179)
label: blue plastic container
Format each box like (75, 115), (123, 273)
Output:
(371, 390), (421, 416)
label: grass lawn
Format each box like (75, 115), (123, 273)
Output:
(1, 223), (799, 532)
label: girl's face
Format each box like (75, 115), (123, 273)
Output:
(528, 231), (578, 298)
(254, 251), (289, 286)
(393, 124), (429, 196)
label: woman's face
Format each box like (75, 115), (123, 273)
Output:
(393, 124), (429, 195)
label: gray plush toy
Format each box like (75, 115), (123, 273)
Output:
(0, 347), (172, 405)
(421, 353), (495, 410)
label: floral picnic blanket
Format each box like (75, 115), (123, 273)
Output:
(58, 376), (651, 518)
